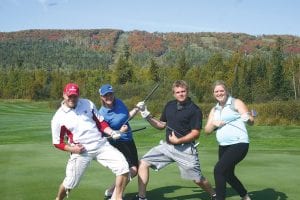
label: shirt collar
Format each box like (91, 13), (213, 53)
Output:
(177, 97), (191, 106)
(102, 98), (117, 112)
(61, 99), (81, 113)
(215, 96), (232, 110)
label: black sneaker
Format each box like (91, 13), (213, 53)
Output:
(132, 194), (148, 200)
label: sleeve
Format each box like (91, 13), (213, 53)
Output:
(160, 103), (168, 122)
(51, 115), (67, 151)
(190, 105), (202, 130)
(118, 99), (130, 125)
(91, 101), (110, 133)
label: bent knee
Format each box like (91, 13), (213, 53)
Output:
(194, 177), (207, 185)
(63, 179), (79, 190)
(214, 163), (225, 175)
(130, 166), (138, 178)
(139, 160), (151, 168)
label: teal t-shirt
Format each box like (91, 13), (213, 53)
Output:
(214, 96), (249, 146)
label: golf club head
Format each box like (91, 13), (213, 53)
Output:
(251, 109), (257, 117)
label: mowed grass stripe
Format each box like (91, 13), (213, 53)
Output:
(0, 100), (53, 144)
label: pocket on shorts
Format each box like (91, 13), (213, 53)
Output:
(175, 144), (194, 155)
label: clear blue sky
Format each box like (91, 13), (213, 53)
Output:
(1, 0), (299, 36)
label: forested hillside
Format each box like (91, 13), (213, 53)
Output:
(1, 29), (300, 107)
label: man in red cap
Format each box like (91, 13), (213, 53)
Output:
(51, 83), (129, 200)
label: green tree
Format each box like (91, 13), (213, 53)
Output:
(176, 52), (189, 79)
(270, 37), (285, 99)
(285, 55), (300, 100)
(252, 53), (270, 102)
(227, 52), (244, 97)
(31, 69), (49, 100)
(113, 57), (133, 84)
(50, 69), (64, 100)
(149, 58), (160, 82)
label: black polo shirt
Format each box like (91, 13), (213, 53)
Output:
(160, 97), (202, 143)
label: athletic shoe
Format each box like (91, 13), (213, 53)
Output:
(242, 194), (251, 200)
(104, 189), (113, 199)
(211, 194), (217, 200)
(131, 194), (148, 200)
(108, 199), (123, 200)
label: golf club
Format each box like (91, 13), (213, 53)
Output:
(143, 83), (160, 103)
(216, 110), (257, 132)
(122, 83), (160, 126)
(107, 126), (147, 139)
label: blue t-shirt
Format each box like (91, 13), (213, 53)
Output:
(99, 98), (132, 141)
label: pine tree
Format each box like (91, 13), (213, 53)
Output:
(113, 57), (133, 84)
(149, 58), (160, 82)
(270, 37), (285, 99)
(177, 52), (189, 79)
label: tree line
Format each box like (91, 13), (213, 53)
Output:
(1, 37), (300, 103)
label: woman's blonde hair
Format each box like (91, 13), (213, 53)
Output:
(212, 80), (229, 94)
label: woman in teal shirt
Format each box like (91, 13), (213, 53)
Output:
(205, 80), (254, 200)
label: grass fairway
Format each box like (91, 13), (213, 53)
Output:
(0, 100), (299, 200)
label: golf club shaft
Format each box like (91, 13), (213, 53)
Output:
(143, 83), (159, 103)
(122, 84), (159, 126)
(107, 127), (147, 138)
(130, 126), (147, 133)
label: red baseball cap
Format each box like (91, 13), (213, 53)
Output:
(63, 83), (79, 96)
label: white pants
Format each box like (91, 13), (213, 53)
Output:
(63, 141), (129, 189)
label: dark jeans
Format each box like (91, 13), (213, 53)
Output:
(214, 143), (249, 200)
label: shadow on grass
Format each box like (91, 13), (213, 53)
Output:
(249, 188), (288, 200)
(125, 185), (211, 200)
(225, 187), (288, 200)
(125, 186), (288, 200)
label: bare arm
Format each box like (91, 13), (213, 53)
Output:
(145, 115), (199, 144)
(235, 99), (254, 126)
(128, 107), (139, 119)
(63, 144), (86, 154)
(168, 129), (200, 145)
(145, 115), (166, 129)
(204, 108), (216, 134)
(204, 108), (225, 134)
(103, 125), (128, 135)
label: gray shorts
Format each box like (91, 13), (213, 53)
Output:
(141, 141), (205, 182)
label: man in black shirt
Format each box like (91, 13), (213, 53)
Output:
(133, 80), (216, 200)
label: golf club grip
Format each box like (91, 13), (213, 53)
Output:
(143, 83), (159, 102)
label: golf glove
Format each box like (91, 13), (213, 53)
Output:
(241, 112), (250, 122)
(136, 101), (146, 111)
(140, 106), (151, 118)
(111, 130), (121, 140)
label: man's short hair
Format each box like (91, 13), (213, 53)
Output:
(172, 80), (189, 93)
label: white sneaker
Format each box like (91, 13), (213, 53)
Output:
(104, 189), (113, 198)
(132, 195), (148, 200)
(242, 194), (251, 200)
